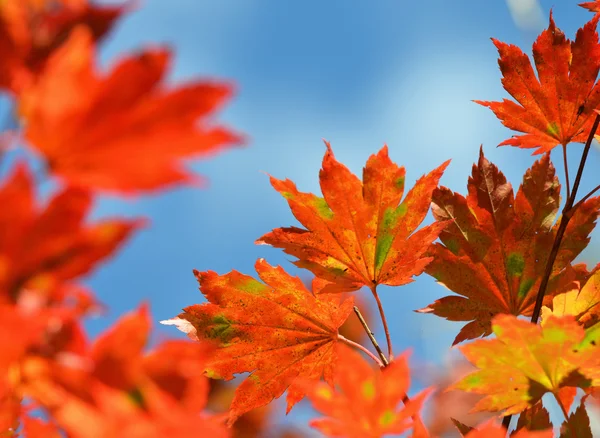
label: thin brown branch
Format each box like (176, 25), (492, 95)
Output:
(503, 113), (600, 434)
(337, 334), (384, 368)
(353, 305), (389, 366)
(571, 183), (600, 212)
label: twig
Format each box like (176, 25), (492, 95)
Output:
(562, 144), (571, 200)
(370, 285), (394, 360)
(502, 113), (600, 433)
(571, 183), (600, 212)
(338, 334), (384, 368)
(353, 306), (388, 366)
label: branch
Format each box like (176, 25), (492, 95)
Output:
(337, 334), (384, 368)
(502, 113), (600, 433)
(353, 306), (389, 366)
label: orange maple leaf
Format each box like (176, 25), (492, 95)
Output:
(417, 149), (600, 344)
(476, 14), (600, 154)
(20, 306), (228, 438)
(0, 164), (141, 304)
(452, 314), (600, 416)
(257, 143), (449, 293)
(305, 345), (431, 438)
(18, 27), (241, 193)
(0, 0), (124, 92)
(161, 258), (354, 424)
(580, 1), (600, 13)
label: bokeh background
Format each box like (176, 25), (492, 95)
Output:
(7, 0), (600, 435)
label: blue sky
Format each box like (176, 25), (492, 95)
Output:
(11, 0), (600, 434)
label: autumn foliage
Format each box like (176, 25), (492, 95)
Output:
(2, 1), (600, 437)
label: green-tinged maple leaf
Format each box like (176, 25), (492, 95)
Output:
(559, 398), (593, 438)
(476, 14), (600, 154)
(461, 419), (552, 438)
(256, 142), (449, 293)
(452, 314), (600, 416)
(542, 266), (600, 328)
(580, 1), (600, 13)
(160, 259), (354, 425)
(305, 345), (430, 438)
(417, 149), (600, 344)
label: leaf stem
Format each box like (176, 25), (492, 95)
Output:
(338, 334), (384, 368)
(562, 144), (571, 200)
(352, 306), (388, 366)
(530, 113), (600, 324)
(370, 285), (393, 360)
(502, 112), (600, 433)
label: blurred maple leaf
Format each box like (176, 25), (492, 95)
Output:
(0, 164), (141, 305)
(304, 345), (430, 438)
(476, 14), (600, 154)
(20, 306), (229, 438)
(257, 143), (449, 293)
(452, 314), (600, 416)
(0, 0), (124, 92)
(417, 149), (600, 344)
(422, 359), (493, 437)
(18, 27), (242, 193)
(161, 259), (354, 425)
(580, 1), (600, 13)
(207, 380), (304, 438)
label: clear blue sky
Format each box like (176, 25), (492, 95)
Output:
(17, 0), (600, 434)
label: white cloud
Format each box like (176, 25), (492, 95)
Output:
(506, 0), (545, 31)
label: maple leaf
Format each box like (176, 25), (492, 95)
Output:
(476, 14), (600, 154)
(0, 0), (124, 92)
(542, 267), (600, 328)
(417, 149), (600, 344)
(160, 259), (354, 424)
(20, 306), (228, 438)
(0, 164), (141, 303)
(256, 143), (449, 293)
(305, 345), (431, 438)
(451, 314), (600, 416)
(17, 26), (241, 193)
(580, 1), (600, 13)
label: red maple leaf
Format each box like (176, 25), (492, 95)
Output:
(417, 150), (600, 344)
(580, 1), (600, 13)
(476, 14), (600, 154)
(18, 27), (241, 193)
